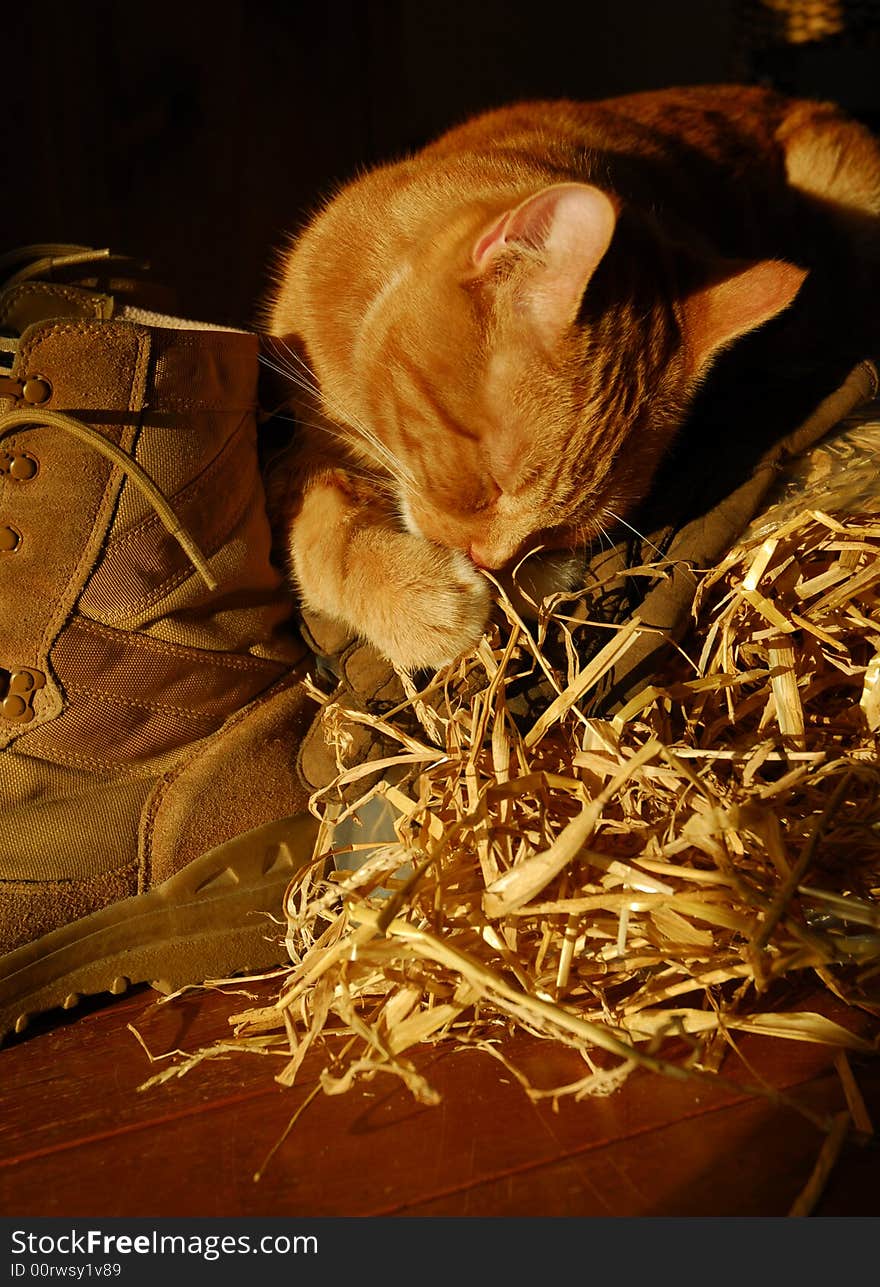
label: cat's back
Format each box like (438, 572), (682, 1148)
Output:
(423, 84), (790, 166)
(268, 83), (834, 345)
(380, 83), (799, 270)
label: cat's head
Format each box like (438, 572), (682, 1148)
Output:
(270, 176), (805, 569)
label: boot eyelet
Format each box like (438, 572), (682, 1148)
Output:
(9, 453), (39, 482)
(0, 524), (22, 554)
(22, 376), (52, 405)
(0, 666), (45, 723)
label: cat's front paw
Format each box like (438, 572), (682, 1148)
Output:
(366, 543), (491, 671)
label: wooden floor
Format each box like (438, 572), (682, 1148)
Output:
(1, 980), (878, 1219)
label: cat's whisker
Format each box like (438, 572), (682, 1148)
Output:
(271, 337), (320, 386)
(260, 359), (326, 405)
(334, 426), (415, 489)
(272, 338), (418, 490)
(289, 391), (413, 490)
(266, 417), (402, 494)
(258, 354), (324, 402)
(603, 508), (697, 584)
(603, 508), (667, 562)
(260, 343), (341, 413)
(257, 351), (299, 380)
(258, 410), (298, 425)
(264, 336), (320, 383)
(593, 521), (615, 556)
(357, 432), (415, 489)
(260, 405), (401, 501)
(260, 349), (416, 489)
(328, 407), (417, 490)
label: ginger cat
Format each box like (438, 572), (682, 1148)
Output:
(265, 84), (880, 670)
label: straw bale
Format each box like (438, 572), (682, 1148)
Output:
(212, 498), (880, 1122)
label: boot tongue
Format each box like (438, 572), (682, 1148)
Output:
(1, 281), (116, 336)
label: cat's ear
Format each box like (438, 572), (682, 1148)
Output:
(471, 183), (618, 346)
(682, 259), (807, 375)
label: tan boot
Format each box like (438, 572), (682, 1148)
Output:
(0, 248), (318, 1040)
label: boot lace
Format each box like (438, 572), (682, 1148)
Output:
(0, 403), (217, 721)
(0, 243), (139, 290)
(0, 405), (217, 589)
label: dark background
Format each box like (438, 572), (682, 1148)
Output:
(7, 0), (880, 327)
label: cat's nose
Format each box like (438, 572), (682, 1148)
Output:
(468, 543), (501, 570)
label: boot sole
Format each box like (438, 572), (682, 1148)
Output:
(0, 813), (318, 1043)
